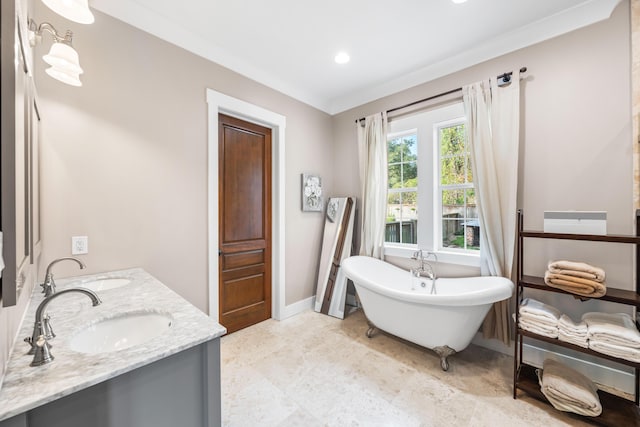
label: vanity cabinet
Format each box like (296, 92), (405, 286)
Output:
(0, 339), (222, 427)
(0, 269), (225, 427)
(513, 209), (640, 426)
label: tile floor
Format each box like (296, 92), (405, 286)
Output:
(220, 309), (594, 426)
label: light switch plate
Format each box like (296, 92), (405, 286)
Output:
(72, 236), (88, 255)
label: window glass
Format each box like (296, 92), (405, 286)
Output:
(438, 123), (479, 252)
(386, 134), (418, 244)
(383, 102), (479, 262)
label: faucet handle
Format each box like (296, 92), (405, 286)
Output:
(42, 314), (55, 340)
(30, 335), (54, 367)
(40, 275), (56, 297)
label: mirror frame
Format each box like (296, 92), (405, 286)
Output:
(1, 0), (40, 307)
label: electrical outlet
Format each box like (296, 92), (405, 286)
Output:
(71, 236), (88, 255)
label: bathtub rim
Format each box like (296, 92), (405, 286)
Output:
(342, 255), (514, 307)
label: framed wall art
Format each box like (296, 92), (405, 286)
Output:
(301, 174), (323, 212)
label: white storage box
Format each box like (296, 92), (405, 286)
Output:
(543, 211), (607, 235)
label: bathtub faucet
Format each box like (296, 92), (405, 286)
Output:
(411, 250), (437, 278)
(411, 250), (437, 293)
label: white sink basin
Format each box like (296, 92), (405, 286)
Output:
(69, 312), (172, 354)
(80, 277), (132, 292)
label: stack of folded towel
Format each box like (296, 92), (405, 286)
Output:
(537, 359), (602, 417)
(583, 312), (640, 363)
(518, 298), (561, 338)
(558, 314), (588, 348)
(544, 260), (606, 298)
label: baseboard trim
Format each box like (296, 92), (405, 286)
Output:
(278, 296), (315, 320)
(472, 332), (635, 394)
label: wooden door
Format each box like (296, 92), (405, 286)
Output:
(218, 114), (272, 333)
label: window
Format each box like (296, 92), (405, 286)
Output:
(384, 102), (480, 266)
(437, 121), (479, 252)
(386, 132), (418, 244)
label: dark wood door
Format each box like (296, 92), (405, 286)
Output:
(218, 114), (272, 334)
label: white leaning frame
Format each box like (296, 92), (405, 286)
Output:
(206, 89), (286, 322)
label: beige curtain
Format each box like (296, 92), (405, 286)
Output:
(357, 113), (388, 259)
(463, 76), (521, 345)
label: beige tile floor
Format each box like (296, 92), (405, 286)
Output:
(221, 309), (593, 426)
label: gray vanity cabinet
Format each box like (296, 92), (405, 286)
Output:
(0, 339), (222, 427)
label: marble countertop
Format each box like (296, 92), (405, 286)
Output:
(0, 268), (226, 421)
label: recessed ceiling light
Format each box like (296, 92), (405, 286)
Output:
(334, 52), (350, 64)
(452, 0), (468, 3)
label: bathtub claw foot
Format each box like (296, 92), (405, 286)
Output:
(433, 346), (456, 371)
(366, 326), (377, 338)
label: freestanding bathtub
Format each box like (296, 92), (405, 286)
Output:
(341, 256), (514, 370)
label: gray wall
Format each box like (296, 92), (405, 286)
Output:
(332, 2), (633, 317)
(32, 5), (334, 311)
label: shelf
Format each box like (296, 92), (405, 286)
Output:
(520, 275), (640, 306)
(515, 210), (640, 421)
(516, 363), (640, 427)
(517, 328), (640, 369)
(520, 230), (640, 244)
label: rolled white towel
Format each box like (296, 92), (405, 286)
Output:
(588, 340), (640, 363)
(558, 314), (588, 337)
(519, 298), (562, 326)
(582, 312), (640, 348)
(538, 359), (602, 417)
(519, 318), (559, 338)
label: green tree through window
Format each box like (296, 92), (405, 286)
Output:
(439, 123), (478, 251)
(386, 134), (418, 244)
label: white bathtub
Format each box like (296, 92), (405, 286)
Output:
(341, 256), (514, 370)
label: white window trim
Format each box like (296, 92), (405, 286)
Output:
(383, 103), (480, 268)
(386, 130), (418, 245)
(383, 244), (480, 267)
(434, 117), (478, 255)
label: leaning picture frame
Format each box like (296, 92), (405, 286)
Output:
(301, 174), (323, 212)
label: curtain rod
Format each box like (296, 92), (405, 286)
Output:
(355, 67), (527, 123)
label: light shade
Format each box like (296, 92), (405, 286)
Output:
(43, 42), (83, 86)
(45, 66), (82, 86)
(42, 0), (95, 24)
(43, 42), (83, 75)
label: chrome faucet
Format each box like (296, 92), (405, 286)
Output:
(25, 287), (101, 366)
(411, 250), (437, 293)
(411, 249), (425, 276)
(41, 257), (86, 297)
(411, 250), (437, 276)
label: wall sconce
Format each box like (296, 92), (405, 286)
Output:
(42, 0), (94, 24)
(28, 19), (83, 87)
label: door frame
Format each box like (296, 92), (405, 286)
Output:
(206, 89), (286, 322)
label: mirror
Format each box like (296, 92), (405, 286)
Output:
(314, 197), (356, 319)
(1, 2), (41, 306)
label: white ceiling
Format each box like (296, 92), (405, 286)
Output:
(90, 0), (622, 114)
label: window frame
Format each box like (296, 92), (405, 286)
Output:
(385, 130), (419, 246)
(382, 102), (480, 268)
(435, 117), (479, 254)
